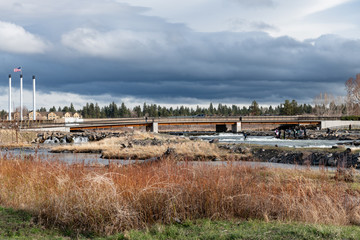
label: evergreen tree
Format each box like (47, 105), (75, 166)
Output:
(0, 110), (6, 120)
(62, 106), (69, 112)
(95, 103), (101, 118)
(82, 103), (89, 118)
(88, 103), (95, 118)
(69, 103), (76, 113)
(249, 100), (261, 116)
(133, 105), (142, 117)
(209, 103), (215, 115)
(119, 102), (130, 117)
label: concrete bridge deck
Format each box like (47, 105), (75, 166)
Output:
(1, 116), (343, 133)
(68, 116), (331, 132)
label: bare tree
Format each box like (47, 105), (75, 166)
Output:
(313, 92), (345, 116)
(345, 74), (360, 115)
(15, 106), (29, 115)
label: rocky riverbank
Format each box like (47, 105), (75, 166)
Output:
(218, 142), (360, 168)
(32, 131), (130, 144)
(241, 129), (360, 140)
(250, 146), (360, 168)
(31, 128), (360, 145)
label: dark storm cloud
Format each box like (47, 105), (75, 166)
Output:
(4, 31), (360, 104)
(0, 0), (359, 106)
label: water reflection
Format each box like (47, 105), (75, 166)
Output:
(0, 148), (136, 165)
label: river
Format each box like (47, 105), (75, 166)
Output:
(0, 132), (355, 170)
(192, 132), (354, 148)
(0, 147), (340, 171)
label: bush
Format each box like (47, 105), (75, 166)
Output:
(340, 116), (360, 120)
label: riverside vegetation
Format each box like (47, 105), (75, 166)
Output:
(1, 154), (360, 238)
(0, 130), (37, 148)
(2, 130), (360, 238)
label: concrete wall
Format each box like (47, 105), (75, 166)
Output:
(321, 120), (360, 130)
(231, 122), (242, 133)
(64, 117), (84, 123)
(22, 127), (70, 132)
(151, 122), (158, 133)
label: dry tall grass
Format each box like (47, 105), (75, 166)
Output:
(0, 156), (360, 235)
(0, 129), (37, 146)
(101, 140), (226, 160)
(52, 132), (246, 160)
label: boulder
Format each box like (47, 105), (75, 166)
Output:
(209, 138), (219, 144)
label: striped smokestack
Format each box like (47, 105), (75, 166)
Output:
(8, 74), (11, 121)
(20, 74), (23, 121)
(33, 75), (36, 120)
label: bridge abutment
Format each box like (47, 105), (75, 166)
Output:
(231, 122), (242, 133)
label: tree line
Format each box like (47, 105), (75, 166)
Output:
(37, 100), (313, 119)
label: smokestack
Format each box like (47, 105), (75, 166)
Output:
(8, 74), (11, 121)
(20, 74), (23, 121)
(33, 75), (36, 120)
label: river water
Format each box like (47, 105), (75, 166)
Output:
(193, 133), (354, 148)
(0, 148), (129, 165)
(0, 148), (336, 171)
(0, 133), (355, 170)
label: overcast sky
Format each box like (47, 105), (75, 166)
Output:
(1, 0), (360, 110)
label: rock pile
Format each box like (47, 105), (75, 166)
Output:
(218, 144), (250, 154)
(33, 131), (128, 144)
(251, 147), (360, 168)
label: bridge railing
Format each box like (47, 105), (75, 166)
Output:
(241, 115), (341, 121)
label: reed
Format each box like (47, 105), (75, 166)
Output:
(0, 155), (359, 236)
(0, 129), (37, 145)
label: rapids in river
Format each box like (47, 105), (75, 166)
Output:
(193, 133), (354, 148)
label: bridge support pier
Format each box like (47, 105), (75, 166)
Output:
(146, 122), (158, 133)
(152, 122), (158, 133)
(231, 122), (242, 133)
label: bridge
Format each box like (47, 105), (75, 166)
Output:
(3, 116), (354, 133)
(66, 116), (335, 133)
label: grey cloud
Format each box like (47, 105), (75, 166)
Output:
(251, 21), (277, 31)
(0, 0), (359, 107)
(25, 31), (360, 104)
(228, 0), (274, 7)
(227, 18), (277, 32)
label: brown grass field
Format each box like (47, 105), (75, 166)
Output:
(0, 154), (360, 236)
(0, 130), (37, 147)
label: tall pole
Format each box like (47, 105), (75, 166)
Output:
(33, 75), (36, 120)
(20, 74), (23, 121)
(8, 74), (11, 121)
